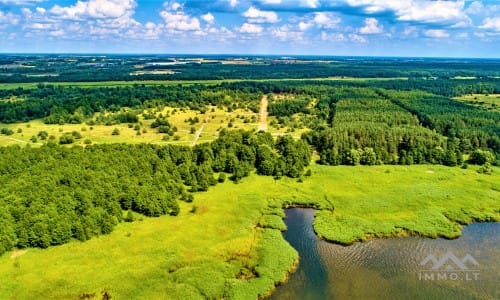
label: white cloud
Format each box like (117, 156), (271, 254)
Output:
(479, 17), (500, 32)
(302, 0), (319, 8)
(261, 0), (281, 4)
(271, 25), (303, 41)
(346, 0), (470, 27)
(201, 13), (215, 24)
(313, 12), (341, 29)
(35, 7), (45, 14)
(239, 22), (263, 34)
(243, 7), (279, 23)
(228, 0), (238, 8)
(298, 21), (312, 31)
(161, 11), (201, 31)
(403, 25), (417, 36)
(0, 0), (43, 5)
(50, 29), (65, 37)
(465, 1), (483, 15)
(50, 0), (136, 20)
(321, 31), (346, 42)
(348, 33), (367, 43)
(160, 1), (201, 31)
(360, 17), (383, 34)
(0, 11), (20, 27)
(425, 29), (449, 38)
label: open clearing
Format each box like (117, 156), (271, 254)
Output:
(454, 94), (500, 112)
(1, 163), (498, 299)
(0, 105), (259, 147)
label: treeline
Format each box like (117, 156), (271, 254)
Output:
(2, 57), (499, 83)
(0, 130), (310, 255)
(0, 84), (260, 123)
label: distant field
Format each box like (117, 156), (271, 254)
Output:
(1, 163), (498, 299)
(454, 94), (500, 112)
(0, 77), (409, 90)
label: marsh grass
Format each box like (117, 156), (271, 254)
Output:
(0, 163), (498, 299)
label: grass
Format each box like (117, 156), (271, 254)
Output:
(0, 106), (259, 147)
(0, 163), (498, 299)
(454, 94), (500, 112)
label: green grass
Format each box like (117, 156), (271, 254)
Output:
(0, 163), (498, 299)
(454, 94), (500, 112)
(0, 106), (259, 147)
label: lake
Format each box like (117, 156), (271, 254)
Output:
(270, 208), (499, 300)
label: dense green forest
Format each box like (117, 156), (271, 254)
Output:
(0, 130), (310, 255)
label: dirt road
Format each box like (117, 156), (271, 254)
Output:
(258, 95), (268, 132)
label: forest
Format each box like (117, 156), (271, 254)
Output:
(0, 130), (310, 255)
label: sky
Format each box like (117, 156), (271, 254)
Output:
(0, 0), (499, 57)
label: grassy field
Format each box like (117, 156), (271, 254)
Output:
(0, 106), (259, 147)
(0, 163), (498, 299)
(454, 94), (500, 112)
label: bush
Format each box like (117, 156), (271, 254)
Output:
(0, 128), (14, 135)
(112, 128), (120, 136)
(477, 162), (493, 175)
(59, 134), (74, 144)
(469, 149), (494, 165)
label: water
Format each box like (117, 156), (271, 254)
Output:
(271, 208), (500, 300)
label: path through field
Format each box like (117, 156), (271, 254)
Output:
(191, 122), (206, 146)
(258, 95), (268, 132)
(0, 135), (42, 145)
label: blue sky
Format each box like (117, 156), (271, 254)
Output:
(0, 0), (499, 57)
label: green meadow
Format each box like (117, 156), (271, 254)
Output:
(1, 163), (498, 299)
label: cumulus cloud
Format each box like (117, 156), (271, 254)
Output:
(271, 25), (303, 41)
(360, 17), (383, 34)
(0, 11), (20, 27)
(465, 1), (483, 15)
(313, 12), (341, 29)
(479, 17), (500, 32)
(298, 21), (312, 31)
(346, 0), (471, 27)
(425, 29), (449, 38)
(239, 22), (263, 33)
(50, 0), (137, 20)
(201, 12), (215, 24)
(161, 2), (201, 31)
(243, 7), (279, 23)
(161, 12), (200, 31)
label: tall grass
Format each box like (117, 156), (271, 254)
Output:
(0, 164), (498, 299)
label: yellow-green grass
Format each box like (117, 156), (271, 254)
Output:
(0, 106), (260, 147)
(0, 163), (498, 299)
(454, 94), (500, 112)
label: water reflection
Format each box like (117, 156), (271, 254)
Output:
(271, 208), (499, 300)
